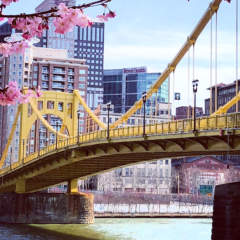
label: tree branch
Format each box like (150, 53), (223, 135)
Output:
(0, 0), (111, 18)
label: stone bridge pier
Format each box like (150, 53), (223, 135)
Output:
(0, 192), (94, 224)
(212, 182), (240, 240)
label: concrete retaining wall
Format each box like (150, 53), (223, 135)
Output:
(0, 192), (94, 224)
(212, 182), (240, 240)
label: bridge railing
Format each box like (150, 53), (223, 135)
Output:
(1, 112), (240, 175)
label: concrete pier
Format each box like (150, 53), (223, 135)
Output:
(212, 182), (240, 240)
(0, 192), (94, 224)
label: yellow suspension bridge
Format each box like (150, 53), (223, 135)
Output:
(0, 0), (239, 193)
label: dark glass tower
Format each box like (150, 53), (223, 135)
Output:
(103, 67), (169, 115)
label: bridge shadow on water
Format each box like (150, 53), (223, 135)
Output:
(1, 223), (106, 240)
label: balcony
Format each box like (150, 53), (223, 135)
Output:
(42, 84), (49, 89)
(52, 84), (65, 89)
(53, 69), (65, 74)
(53, 76), (65, 82)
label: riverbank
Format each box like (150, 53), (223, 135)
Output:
(95, 213), (212, 218)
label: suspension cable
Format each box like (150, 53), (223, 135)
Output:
(172, 70), (175, 120)
(236, 0), (239, 112)
(215, 12), (218, 113)
(168, 75), (171, 120)
(210, 17), (213, 115)
(192, 44), (195, 118)
(192, 44), (195, 81)
(155, 91), (158, 117)
(187, 50), (190, 119)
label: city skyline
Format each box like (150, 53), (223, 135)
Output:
(2, 0), (238, 110)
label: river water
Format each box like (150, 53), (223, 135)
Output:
(0, 218), (212, 240)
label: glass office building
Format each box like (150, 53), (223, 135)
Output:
(103, 67), (169, 115)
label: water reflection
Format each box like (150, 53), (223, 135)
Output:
(0, 218), (212, 240)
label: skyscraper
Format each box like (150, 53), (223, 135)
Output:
(35, 0), (104, 110)
(103, 67), (169, 115)
(0, 46), (88, 162)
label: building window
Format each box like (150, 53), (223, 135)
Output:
(79, 77), (85, 81)
(79, 69), (86, 74)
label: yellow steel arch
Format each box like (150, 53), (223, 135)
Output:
(110, 0), (223, 129)
(211, 92), (240, 116)
(16, 90), (106, 162)
(0, 105), (21, 169)
(74, 90), (106, 129)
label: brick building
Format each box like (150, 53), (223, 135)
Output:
(171, 156), (240, 195)
(0, 45), (88, 161)
(175, 106), (203, 120)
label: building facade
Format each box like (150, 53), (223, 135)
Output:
(35, 0), (104, 110)
(103, 67), (169, 115)
(86, 102), (171, 133)
(205, 81), (240, 115)
(0, 46), (88, 162)
(171, 156), (240, 195)
(94, 159), (172, 194)
(175, 106), (203, 120)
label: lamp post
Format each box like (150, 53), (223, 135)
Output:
(192, 79), (199, 133)
(142, 92), (147, 137)
(106, 102), (111, 139)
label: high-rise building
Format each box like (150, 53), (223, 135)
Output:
(205, 82), (238, 115)
(35, 0), (105, 110)
(0, 53), (25, 164)
(103, 67), (169, 115)
(74, 23), (104, 110)
(0, 46), (88, 162)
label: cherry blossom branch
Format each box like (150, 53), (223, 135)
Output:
(0, 0), (111, 18)
(0, 81), (42, 106)
(0, 0), (116, 56)
(0, 0), (116, 105)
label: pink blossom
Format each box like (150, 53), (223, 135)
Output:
(97, 11), (116, 22)
(76, 14), (93, 28)
(1, 0), (19, 6)
(0, 43), (11, 57)
(12, 41), (29, 54)
(58, 2), (70, 17)
(96, 14), (109, 22)
(0, 81), (42, 106)
(53, 17), (74, 34)
(19, 92), (33, 104)
(106, 11), (116, 18)
(0, 17), (4, 22)
(5, 81), (21, 105)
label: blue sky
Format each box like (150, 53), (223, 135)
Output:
(3, 0), (238, 109)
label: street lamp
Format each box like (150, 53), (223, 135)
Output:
(142, 92), (147, 137)
(192, 79), (199, 133)
(106, 102), (111, 139)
